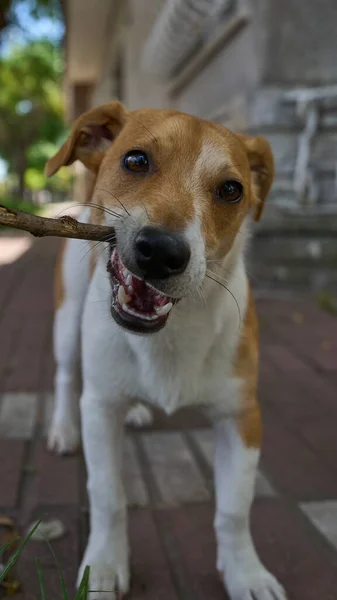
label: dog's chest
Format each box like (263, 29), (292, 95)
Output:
(125, 314), (240, 414)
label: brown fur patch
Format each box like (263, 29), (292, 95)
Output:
(234, 289), (262, 448)
(54, 238), (66, 310)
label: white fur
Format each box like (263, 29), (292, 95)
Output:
(50, 206), (286, 598)
(48, 208), (91, 454)
(125, 403), (153, 427)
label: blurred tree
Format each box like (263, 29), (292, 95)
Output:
(0, 39), (67, 197)
(0, 0), (64, 39)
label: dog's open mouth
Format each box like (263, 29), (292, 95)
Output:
(107, 249), (175, 334)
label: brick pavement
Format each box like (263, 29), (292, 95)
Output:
(1, 233), (337, 599)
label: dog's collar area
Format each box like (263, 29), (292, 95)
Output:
(107, 249), (175, 333)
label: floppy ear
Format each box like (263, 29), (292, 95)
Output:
(238, 134), (274, 221)
(45, 101), (128, 177)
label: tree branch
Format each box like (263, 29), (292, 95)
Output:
(0, 205), (115, 242)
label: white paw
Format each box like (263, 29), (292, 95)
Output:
(125, 403), (153, 428)
(78, 543), (129, 599)
(221, 564), (287, 600)
(47, 420), (80, 455)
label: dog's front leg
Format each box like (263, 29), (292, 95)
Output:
(212, 406), (286, 600)
(78, 395), (129, 599)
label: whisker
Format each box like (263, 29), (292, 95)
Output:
(206, 269), (229, 285)
(206, 260), (233, 275)
(196, 286), (207, 307)
(207, 262), (249, 284)
(80, 235), (116, 263)
(80, 241), (103, 263)
(205, 272), (241, 328)
(96, 188), (131, 217)
(85, 202), (123, 220)
(67, 201), (123, 220)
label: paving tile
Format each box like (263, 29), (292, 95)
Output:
(259, 360), (337, 427)
(3, 315), (51, 392)
(0, 236), (32, 266)
(34, 441), (80, 506)
(0, 243), (32, 316)
(297, 418), (337, 476)
(40, 353), (55, 394)
(252, 498), (337, 600)
(158, 499), (337, 600)
(128, 508), (179, 599)
(301, 501), (337, 551)
(255, 471), (276, 497)
(191, 428), (214, 464)
(41, 393), (54, 437)
(17, 506), (80, 600)
(0, 393), (38, 439)
(261, 407), (337, 501)
(267, 315), (337, 374)
(0, 315), (24, 392)
(0, 439), (26, 508)
(263, 344), (309, 371)
(123, 436), (149, 507)
(141, 432), (210, 505)
(156, 504), (226, 599)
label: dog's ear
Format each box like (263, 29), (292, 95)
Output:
(238, 134), (274, 221)
(45, 101), (128, 177)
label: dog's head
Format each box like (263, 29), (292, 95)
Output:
(46, 102), (273, 334)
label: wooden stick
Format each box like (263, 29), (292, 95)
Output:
(0, 205), (115, 242)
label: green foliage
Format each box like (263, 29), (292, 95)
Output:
(0, 38), (68, 194)
(25, 139), (73, 192)
(0, 195), (42, 215)
(0, 520), (41, 583)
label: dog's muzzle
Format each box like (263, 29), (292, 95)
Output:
(107, 227), (191, 334)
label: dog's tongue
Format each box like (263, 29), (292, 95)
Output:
(131, 277), (162, 311)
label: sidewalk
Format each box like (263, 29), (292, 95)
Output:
(1, 234), (337, 599)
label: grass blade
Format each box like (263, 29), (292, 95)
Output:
(0, 520), (41, 583)
(36, 558), (47, 600)
(45, 539), (68, 600)
(74, 566), (90, 600)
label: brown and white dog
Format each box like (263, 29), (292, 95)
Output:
(45, 102), (286, 600)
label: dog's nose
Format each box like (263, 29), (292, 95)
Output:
(134, 226), (190, 279)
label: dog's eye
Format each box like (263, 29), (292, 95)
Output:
(216, 180), (243, 204)
(123, 150), (149, 173)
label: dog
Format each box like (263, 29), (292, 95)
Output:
(45, 101), (286, 600)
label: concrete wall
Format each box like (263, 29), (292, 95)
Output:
(78, 0), (337, 289)
(262, 0), (337, 85)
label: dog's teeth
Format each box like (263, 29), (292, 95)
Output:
(118, 285), (131, 305)
(155, 302), (173, 316)
(128, 285), (134, 295)
(126, 274), (132, 286)
(123, 268), (129, 278)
